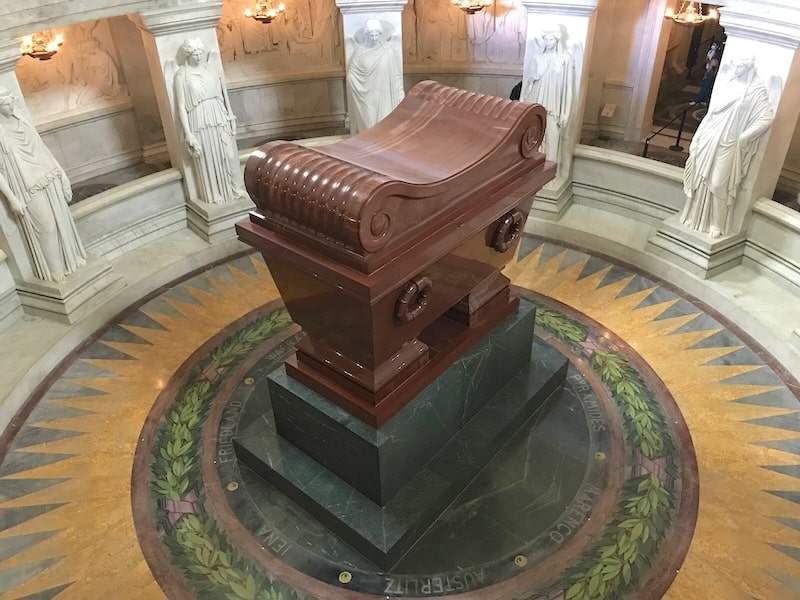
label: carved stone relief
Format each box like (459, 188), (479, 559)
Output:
(16, 19), (129, 120)
(217, 0), (343, 71)
(404, 0), (526, 66)
(413, 0), (464, 64)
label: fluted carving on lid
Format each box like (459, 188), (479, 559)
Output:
(245, 142), (398, 253)
(244, 81), (549, 263)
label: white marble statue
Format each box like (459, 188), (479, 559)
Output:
(346, 20), (405, 134)
(172, 38), (245, 204)
(522, 26), (582, 180)
(681, 55), (777, 238)
(0, 89), (86, 282)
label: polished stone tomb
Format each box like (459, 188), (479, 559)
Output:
(235, 81), (567, 566)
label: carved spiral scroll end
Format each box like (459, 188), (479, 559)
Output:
(361, 211), (392, 253)
(491, 209), (524, 253)
(394, 276), (433, 324)
(520, 117), (544, 158)
(371, 212), (391, 237)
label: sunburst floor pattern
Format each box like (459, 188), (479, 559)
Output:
(0, 237), (798, 599)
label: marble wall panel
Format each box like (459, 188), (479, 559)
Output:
(595, 81), (633, 139)
(571, 145), (684, 224)
(73, 170), (186, 259)
(1, 0), (179, 37)
(228, 77), (347, 141)
(582, 0), (658, 140)
(0, 251), (22, 332)
(745, 200), (800, 294)
(40, 106), (143, 181)
(780, 109), (800, 199)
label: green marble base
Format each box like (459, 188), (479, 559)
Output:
(268, 300), (538, 505)
(234, 303), (568, 567)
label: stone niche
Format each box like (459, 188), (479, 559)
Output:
(16, 17), (149, 182)
(217, 0), (344, 73)
(401, 0), (526, 67)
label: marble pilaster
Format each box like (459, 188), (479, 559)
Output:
(138, 3), (251, 242)
(521, 0), (598, 220)
(108, 15), (168, 167)
(649, 0), (800, 277)
(335, 0), (408, 134)
(0, 37), (123, 324)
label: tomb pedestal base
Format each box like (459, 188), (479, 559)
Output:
(234, 300), (568, 567)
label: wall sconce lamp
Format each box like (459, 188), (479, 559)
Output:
(244, 2), (287, 24)
(20, 31), (64, 60)
(450, 0), (493, 15)
(665, 2), (719, 26)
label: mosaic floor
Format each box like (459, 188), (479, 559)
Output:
(1, 236), (799, 599)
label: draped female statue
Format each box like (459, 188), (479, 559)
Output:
(522, 27), (581, 182)
(0, 88), (86, 282)
(681, 56), (775, 238)
(345, 20), (405, 134)
(173, 38), (245, 204)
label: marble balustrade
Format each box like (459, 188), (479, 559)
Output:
(2, 131), (800, 432)
(1, 2), (799, 348)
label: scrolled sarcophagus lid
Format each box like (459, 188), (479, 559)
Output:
(243, 80), (548, 274)
(237, 81), (555, 427)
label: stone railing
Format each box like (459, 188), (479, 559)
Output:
(1, 135), (799, 432)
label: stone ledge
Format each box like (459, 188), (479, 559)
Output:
(16, 256), (125, 324)
(0, 230), (248, 434)
(647, 215), (747, 279)
(187, 196), (256, 244)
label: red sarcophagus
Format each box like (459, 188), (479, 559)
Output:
(237, 80), (556, 427)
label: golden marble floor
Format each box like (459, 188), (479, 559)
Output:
(0, 239), (798, 599)
(507, 240), (800, 600)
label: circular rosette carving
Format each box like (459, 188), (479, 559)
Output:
(394, 276), (433, 324)
(491, 209), (524, 253)
(359, 203), (394, 253)
(519, 113), (545, 158)
(370, 213), (391, 238)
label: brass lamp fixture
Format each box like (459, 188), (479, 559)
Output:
(665, 2), (719, 25)
(20, 31), (64, 60)
(244, 1), (286, 24)
(450, 0), (493, 15)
